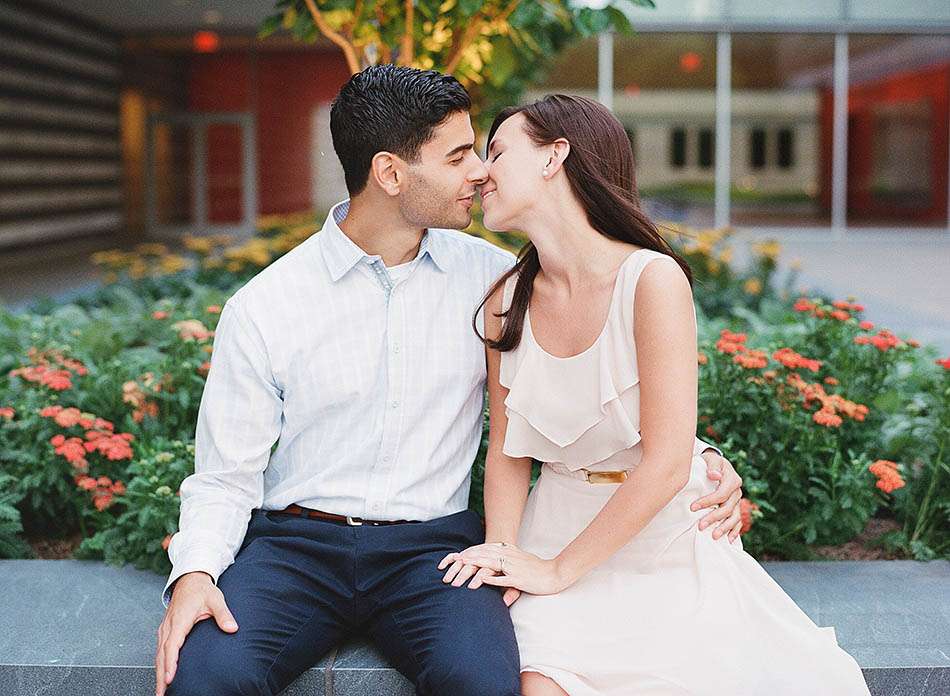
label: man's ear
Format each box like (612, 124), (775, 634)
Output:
(370, 151), (404, 196)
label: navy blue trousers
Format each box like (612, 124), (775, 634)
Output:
(167, 507), (521, 696)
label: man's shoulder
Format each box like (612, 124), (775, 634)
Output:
(429, 227), (517, 269)
(224, 236), (323, 314)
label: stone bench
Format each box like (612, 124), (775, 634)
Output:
(1, 559), (947, 695)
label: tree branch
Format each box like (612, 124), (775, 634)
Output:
(400, 0), (414, 66)
(302, 0), (361, 74)
(444, 0), (522, 74)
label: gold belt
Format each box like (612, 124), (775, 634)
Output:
(582, 469), (629, 484)
(543, 462), (631, 483)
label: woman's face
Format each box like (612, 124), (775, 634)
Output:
(480, 113), (548, 232)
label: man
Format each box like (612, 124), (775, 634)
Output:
(155, 65), (744, 696)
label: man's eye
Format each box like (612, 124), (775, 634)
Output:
(451, 158), (463, 165)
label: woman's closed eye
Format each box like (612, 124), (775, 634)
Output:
(491, 151), (502, 163)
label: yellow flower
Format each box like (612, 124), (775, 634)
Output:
(752, 240), (781, 260)
(743, 278), (762, 295)
(135, 243), (169, 256)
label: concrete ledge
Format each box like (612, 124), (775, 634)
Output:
(1, 559), (947, 695)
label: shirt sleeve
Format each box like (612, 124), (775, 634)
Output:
(692, 436), (722, 458)
(162, 296), (283, 607)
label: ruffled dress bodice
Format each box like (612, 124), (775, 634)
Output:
(499, 248), (705, 471)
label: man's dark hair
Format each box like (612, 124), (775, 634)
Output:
(330, 64), (472, 195)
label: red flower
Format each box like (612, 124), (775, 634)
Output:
(830, 310), (850, 321)
(937, 357), (950, 370)
(793, 299), (815, 312)
(739, 499), (760, 534)
(152, 310), (168, 320)
(859, 320), (874, 330)
(0, 406), (14, 421)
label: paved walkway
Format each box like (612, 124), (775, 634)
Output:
(1, 228), (948, 353)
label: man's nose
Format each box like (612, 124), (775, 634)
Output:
(468, 156), (489, 185)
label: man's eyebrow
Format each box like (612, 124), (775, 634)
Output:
(445, 142), (474, 158)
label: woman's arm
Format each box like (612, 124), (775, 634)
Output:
(482, 286), (534, 545)
(439, 284), (533, 593)
(552, 258), (699, 586)
(460, 257), (701, 594)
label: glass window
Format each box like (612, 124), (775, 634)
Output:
(531, 32), (718, 226)
(671, 128), (688, 168)
(776, 128), (795, 170)
(730, 33), (835, 226)
(847, 35), (950, 227)
(749, 128), (767, 169)
(698, 128), (714, 169)
(849, 1), (950, 23)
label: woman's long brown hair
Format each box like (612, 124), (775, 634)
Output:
(473, 94), (692, 352)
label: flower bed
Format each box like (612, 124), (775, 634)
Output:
(1, 214), (946, 574)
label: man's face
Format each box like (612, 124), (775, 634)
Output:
(399, 111), (488, 231)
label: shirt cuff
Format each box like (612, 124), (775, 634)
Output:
(693, 437), (723, 458)
(161, 548), (231, 608)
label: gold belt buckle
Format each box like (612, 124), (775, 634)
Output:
(346, 515), (364, 526)
(583, 469), (628, 484)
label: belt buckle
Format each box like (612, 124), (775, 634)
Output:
(584, 469), (628, 484)
(345, 515), (364, 526)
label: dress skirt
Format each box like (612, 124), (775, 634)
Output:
(508, 454), (872, 696)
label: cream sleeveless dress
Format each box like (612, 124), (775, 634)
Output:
(499, 248), (870, 695)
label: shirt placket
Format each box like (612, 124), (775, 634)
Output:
(364, 257), (405, 519)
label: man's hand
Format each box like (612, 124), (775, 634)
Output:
(155, 571), (238, 696)
(692, 450), (744, 543)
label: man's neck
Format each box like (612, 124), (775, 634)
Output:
(339, 197), (426, 267)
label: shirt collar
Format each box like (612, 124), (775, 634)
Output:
(320, 199), (449, 282)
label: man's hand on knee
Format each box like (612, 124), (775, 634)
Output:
(155, 571), (238, 696)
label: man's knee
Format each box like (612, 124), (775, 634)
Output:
(423, 650), (521, 696)
(165, 631), (268, 696)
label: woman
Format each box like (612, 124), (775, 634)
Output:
(438, 95), (871, 695)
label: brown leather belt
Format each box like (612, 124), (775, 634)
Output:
(272, 503), (418, 526)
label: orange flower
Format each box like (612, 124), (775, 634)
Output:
(206, 305), (221, 314)
(51, 435), (88, 470)
(859, 320), (874, 330)
(907, 339), (920, 348)
(0, 406), (13, 421)
(697, 352), (708, 365)
(172, 319), (214, 342)
(793, 299), (815, 312)
(162, 534), (173, 551)
(830, 310), (850, 321)
(152, 310), (168, 320)
(93, 491), (114, 511)
(812, 408), (843, 428)
(715, 330), (748, 355)
(734, 349), (768, 369)
(40, 405), (62, 417)
(76, 476), (98, 491)
(705, 425), (720, 440)
(739, 499), (759, 534)
(868, 460), (905, 494)
(84, 432), (134, 460)
(823, 376), (838, 385)
(937, 357), (950, 370)
(111, 480), (126, 495)
(773, 348), (822, 372)
(53, 407), (83, 428)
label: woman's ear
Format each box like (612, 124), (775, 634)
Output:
(370, 151), (403, 196)
(544, 138), (571, 177)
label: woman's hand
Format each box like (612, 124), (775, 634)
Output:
(438, 542), (570, 596)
